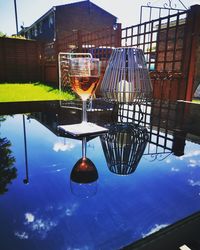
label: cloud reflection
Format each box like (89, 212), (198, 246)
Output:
(188, 179), (200, 187)
(53, 141), (75, 152)
(17, 203), (79, 240)
(25, 213), (35, 223)
(177, 150), (200, 168)
(188, 159), (200, 168)
(180, 150), (200, 160)
(14, 231), (29, 240)
(171, 167), (179, 172)
(142, 223), (169, 238)
(65, 203), (79, 216)
(23, 212), (58, 239)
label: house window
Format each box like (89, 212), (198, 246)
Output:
(39, 22), (43, 34)
(34, 25), (38, 37)
(31, 28), (34, 36)
(49, 14), (54, 28)
(27, 30), (31, 39)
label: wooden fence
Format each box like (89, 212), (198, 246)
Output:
(0, 37), (41, 82)
(121, 5), (200, 101)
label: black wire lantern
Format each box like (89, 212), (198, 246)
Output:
(100, 123), (149, 175)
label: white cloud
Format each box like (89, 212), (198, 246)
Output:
(171, 167), (179, 172)
(31, 218), (57, 239)
(180, 150), (200, 160)
(65, 203), (79, 216)
(66, 246), (90, 250)
(24, 212), (58, 239)
(188, 163), (197, 168)
(22, 203), (79, 240)
(25, 213), (35, 223)
(14, 231), (29, 240)
(188, 159), (200, 168)
(31, 219), (57, 231)
(188, 179), (200, 187)
(21, 202), (79, 240)
(53, 141), (75, 152)
(142, 223), (169, 238)
(165, 159), (171, 164)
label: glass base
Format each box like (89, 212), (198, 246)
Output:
(58, 122), (108, 137)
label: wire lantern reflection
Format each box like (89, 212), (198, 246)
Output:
(101, 123), (149, 175)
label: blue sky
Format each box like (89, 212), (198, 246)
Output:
(0, 0), (200, 35)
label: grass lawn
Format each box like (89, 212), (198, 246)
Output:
(0, 83), (75, 102)
(192, 99), (200, 104)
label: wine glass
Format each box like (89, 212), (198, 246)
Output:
(69, 57), (100, 124)
(70, 137), (98, 198)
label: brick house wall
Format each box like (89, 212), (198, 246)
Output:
(21, 1), (117, 43)
(55, 1), (117, 41)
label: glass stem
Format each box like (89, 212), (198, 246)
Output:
(82, 137), (87, 159)
(82, 100), (87, 123)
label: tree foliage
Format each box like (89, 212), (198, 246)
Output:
(0, 137), (17, 195)
(0, 31), (26, 40)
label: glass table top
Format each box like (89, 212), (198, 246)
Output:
(0, 100), (200, 250)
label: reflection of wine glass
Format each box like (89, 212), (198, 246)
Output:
(69, 57), (100, 124)
(70, 137), (98, 198)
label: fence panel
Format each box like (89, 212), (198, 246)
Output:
(121, 11), (189, 101)
(0, 38), (41, 83)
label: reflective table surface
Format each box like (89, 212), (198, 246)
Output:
(0, 99), (200, 250)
